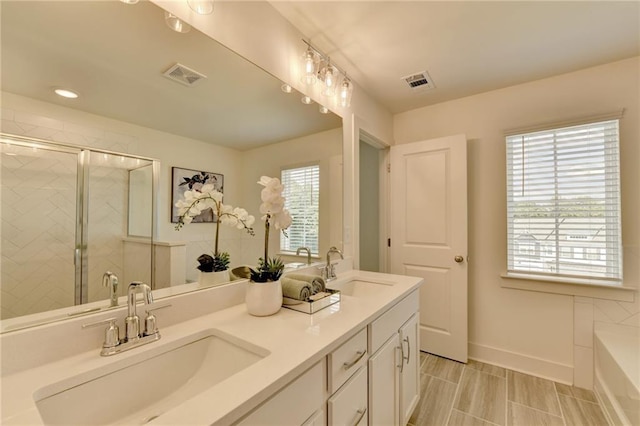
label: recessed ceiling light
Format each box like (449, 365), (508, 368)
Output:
(281, 83), (292, 94)
(301, 96), (312, 105)
(54, 88), (79, 99)
(120, 0), (139, 4)
(319, 105), (329, 114)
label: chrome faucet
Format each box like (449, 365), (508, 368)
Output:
(296, 247), (312, 264)
(82, 282), (170, 356)
(323, 246), (344, 281)
(125, 281), (153, 342)
(102, 271), (119, 307)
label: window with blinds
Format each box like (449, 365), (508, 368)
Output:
(506, 119), (622, 282)
(281, 164), (320, 255)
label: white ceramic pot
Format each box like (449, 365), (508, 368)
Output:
(245, 279), (282, 316)
(198, 269), (229, 287)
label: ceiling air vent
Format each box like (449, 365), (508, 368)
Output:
(402, 71), (435, 91)
(162, 63), (207, 87)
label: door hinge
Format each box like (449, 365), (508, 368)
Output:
(387, 238), (391, 247)
(387, 163), (391, 173)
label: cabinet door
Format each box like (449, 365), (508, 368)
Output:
(368, 334), (400, 426)
(399, 313), (420, 425)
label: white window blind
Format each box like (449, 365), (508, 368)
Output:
(506, 119), (622, 282)
(281, 165), (320, 255)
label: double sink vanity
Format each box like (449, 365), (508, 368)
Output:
(1, 267), (422, 425)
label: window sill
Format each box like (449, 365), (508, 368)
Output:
(500, 272), (636, 301)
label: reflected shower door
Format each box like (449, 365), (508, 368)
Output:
(86, 152), (153, 303)
(0, 141), (79, 319)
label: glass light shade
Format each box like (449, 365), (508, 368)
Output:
(321, 65), (337, 97)
(301, 95), (313, 105)
(300, 48), (317, 86)
(187, 0), (214, 15)
(164, 11), (191, 33)
(339, 78), (353, 108)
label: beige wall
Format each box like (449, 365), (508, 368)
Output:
(394, 57), (639, 381)
(240, 127), (343, 266)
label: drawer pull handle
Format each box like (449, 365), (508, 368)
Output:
(350, 408), (367, 426)
(343, 350), (366, 370)
(403, 336), (411, 364)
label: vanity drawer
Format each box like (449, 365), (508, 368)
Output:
(369, 290), (419, 354)
(328, 365), (368, 426)
(236, 360), (325, 425)
(328, 328), (368, 393)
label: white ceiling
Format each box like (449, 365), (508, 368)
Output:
(270, 1), (640, 114)
(1, 1), (341, 150)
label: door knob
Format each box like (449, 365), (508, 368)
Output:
(454, 255), (464, 263)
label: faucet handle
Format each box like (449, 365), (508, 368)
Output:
(143, 304), (172, 336)
(82, 317), (120, 349)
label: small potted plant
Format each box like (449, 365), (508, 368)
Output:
(246, 176), (292, 316)
(175, 183), (254, 286)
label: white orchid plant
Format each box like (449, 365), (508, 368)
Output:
(250, 176), (292, 282)
(175, 184), (255, 272)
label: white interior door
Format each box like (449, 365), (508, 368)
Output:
(390, 135), (468, 363)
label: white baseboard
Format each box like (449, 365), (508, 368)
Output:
(469, 342), (573, 384)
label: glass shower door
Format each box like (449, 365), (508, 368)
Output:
(0, 139), (80, 319)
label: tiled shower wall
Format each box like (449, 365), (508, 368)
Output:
(573, 293), (640, 388)
(1, 108), (138, 318)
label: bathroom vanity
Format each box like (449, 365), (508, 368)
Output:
(0, 269), (422, 425)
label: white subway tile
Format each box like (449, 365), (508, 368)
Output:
(573, 345), (594, 389)
(574, 302), (594, 347)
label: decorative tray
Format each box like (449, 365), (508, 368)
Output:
(282, 288), (341, 314)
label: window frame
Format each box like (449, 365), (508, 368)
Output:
(501, 115), (630, 300)
(279, 163), (320, 256)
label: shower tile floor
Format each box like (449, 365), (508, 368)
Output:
(409, 352), (609, 426)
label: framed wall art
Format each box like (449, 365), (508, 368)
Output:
(171, 167), (224, 223)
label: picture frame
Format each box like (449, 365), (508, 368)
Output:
(171, 167), (224, 223)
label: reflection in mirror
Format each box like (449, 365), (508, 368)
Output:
(0, 134), (157, 323)
(0, 0), (342, 332)
(129, 165), (154, 238)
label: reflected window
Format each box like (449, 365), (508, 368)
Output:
(280, 165), (320, 255)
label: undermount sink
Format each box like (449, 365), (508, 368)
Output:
(327, 277), (395, 297)
(33, 329), (269, 425)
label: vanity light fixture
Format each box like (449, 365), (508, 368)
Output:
(164, 11), (191, 33)
(187, 0), (214, 15)
(301, 95), (313, 105)
(281, 83), (293, 94)
(339, 77), (353, 108)
(320, 61), (337, 97)
(300, 46), (318, 86)
(300, 40), (352, 108)
(54, 88), (79, 99)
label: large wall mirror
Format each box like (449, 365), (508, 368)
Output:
(0, 0), (343, 331)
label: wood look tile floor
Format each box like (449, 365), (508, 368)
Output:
(409, 352), (610, 426)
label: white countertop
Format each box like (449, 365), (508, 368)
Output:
(1, 270), (422, 425)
